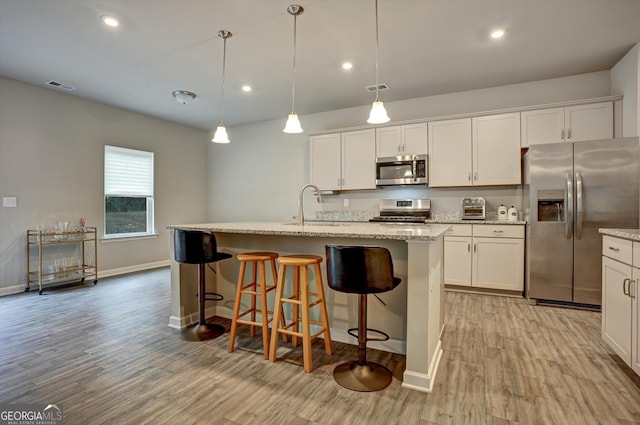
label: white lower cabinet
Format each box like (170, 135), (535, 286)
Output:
(444, 224), (524, 291)
(601, 236), (639, 376)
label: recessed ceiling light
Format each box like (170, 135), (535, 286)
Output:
(102, 15), (120, 28)
(342, 62), (353, 70)
(241, 85), (252, 92)
(490, 29), (505, 39)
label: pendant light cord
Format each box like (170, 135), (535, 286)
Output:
(374, 0), (380, 102)
(291, 13), (297, 114)
(219, 36), (227, 125)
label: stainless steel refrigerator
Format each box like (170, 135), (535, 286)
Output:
(524, 137), (639, 306)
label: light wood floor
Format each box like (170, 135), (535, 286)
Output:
(1, 268), (639, 425)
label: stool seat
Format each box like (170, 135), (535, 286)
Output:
(325, 245), (401, 391)
(268, 254), (332, 372)
(229, 251), (285, 359)
(174, 229), (231, 342)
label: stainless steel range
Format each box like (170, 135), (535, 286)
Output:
(370, 199), (431, 223)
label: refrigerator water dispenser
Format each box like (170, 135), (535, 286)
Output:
(537, 190), (564, 222)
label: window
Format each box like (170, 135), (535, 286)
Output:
(104, 145), (154, 238)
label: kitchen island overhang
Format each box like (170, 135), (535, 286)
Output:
(167, 221), (451, 393)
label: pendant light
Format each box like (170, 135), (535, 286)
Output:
(283, 4), (304, 134)
(212, 30), (232, 144)
(367, 0), (390, 124)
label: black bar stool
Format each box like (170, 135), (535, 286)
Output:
(174, 229), (232, 341)
(325, 245), (402, 391)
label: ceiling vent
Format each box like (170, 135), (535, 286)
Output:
(45, 80), (76, 91)
(365, 83), (389, 92)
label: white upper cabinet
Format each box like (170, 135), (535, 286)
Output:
(428, 118), (473, 187)
(376, 123), (428, 157)
(341, 129), (376, 190)
(310, 133), (341, 191)
(473, 113), (522, 186)
(521, 101), (613, 147)
(309, 129), (376, 191)
(429, 113), (521, 187)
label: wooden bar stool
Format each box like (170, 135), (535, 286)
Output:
(268, 255), (333, 372)
(228, 251), (285, 359)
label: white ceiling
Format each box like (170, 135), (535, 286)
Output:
(1, 0), (640, 131)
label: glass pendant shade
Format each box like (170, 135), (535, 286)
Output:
(212, 125), (230, 143)
(283, 113), (303, 133)
(367, 100), (390, 124)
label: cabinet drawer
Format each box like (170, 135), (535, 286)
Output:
(602, 236), (632, 265)
(473, 224), (524, 238)
(633, 241), (640, 267)
(444, 224), (472, 237)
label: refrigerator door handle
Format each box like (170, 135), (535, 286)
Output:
(565, 172), (573, 239)
(575, 172), (583, 240)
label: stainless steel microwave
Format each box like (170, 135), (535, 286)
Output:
(375, 154), (428, 186)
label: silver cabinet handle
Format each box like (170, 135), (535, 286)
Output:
(608, 246), (620, 252)
(561, 129), (565, 139)
(473, 243), (477, 253)
(492, 230), (504, 234)
(468, 172), (471, 181)
(467, 242), (471, 252)
(623, 278), (630, 296)
(474, 172), (478, 181)
(567, 128), (572, 139)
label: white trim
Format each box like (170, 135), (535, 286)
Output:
(401, 340), (443, 393)
(309, 95), (623, 136)
(98, 260), (169, 279)
(0, 283), (27, 297)
(100, 233), (159, 243)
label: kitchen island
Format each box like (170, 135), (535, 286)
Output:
(167, 221), (451, 393)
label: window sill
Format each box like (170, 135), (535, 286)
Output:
(101, 233), (159, 243)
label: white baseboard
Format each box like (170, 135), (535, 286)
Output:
(0, 260), (170, 297)
(98, 260), (170, 279)
(0, 284), (27, 297)
(401, 340), (443, 393)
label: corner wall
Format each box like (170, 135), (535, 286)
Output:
(611, 42), (639, 137)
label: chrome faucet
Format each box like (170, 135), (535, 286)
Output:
(297, 184), (323, 225)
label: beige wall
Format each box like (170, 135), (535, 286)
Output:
(0, 77), (209, 294)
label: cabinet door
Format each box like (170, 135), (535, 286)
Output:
(402, 122), (428, 156)
(341, 129), (376, 190)
(472, 113), (521, 186)
(428, 118), (472, 187)
(633, 267), (639, 375)
(376, 126), (403, 157)
(472, 237), (524, 291)
(521, 107), (565, 147)
(310, 133), (341, 190)
(602, 256), (633, 365)
(444, 236), (472, 286)
(565, 101), (613, 142)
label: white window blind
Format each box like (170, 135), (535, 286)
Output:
(104, 145), (154, 196)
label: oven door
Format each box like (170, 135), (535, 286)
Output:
(375, 155), (428, 186)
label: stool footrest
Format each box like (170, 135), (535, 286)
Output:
(236, 317), (273, 327)
(347, 327), (389, 342)
(204, 292), (223, 302)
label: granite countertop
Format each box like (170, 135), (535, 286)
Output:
(599, 228), (640, 242)
(167, 221), (452, 241)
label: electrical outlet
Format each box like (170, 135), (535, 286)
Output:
(343, 198), (349, 207)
